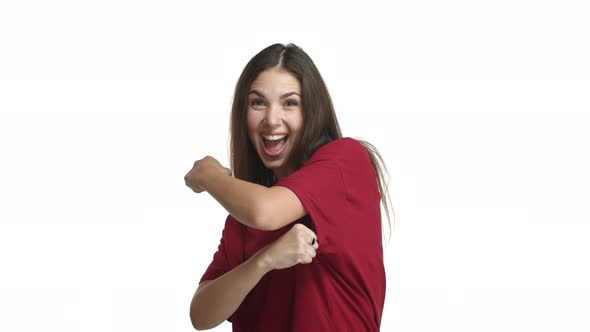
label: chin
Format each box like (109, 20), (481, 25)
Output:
(261, 158), (285, 169)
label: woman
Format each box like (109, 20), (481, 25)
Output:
(186, 43), (393, 331)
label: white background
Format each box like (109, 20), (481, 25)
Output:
(1, 1), (589, 331)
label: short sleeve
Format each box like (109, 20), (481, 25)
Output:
(199, 214), (244, 322)
(200, 215), (243, 283)
(274, 139), (351, 250)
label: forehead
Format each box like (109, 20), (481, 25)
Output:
(249, 69), (301, 94)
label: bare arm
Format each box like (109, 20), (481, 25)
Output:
(198, 170), (307, 231)
(186, 156), (306, 230)
(197, 168), (269, 229)
(190, 249), (272, 330)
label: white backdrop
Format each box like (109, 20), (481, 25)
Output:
(1, 1), (589, 331)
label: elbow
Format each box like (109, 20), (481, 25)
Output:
(191, 322), (209, 331)
(190, 312), (211, 331)
(190, 317), (202, 331)
(190, 299), (212, 330)
(189, 306), (202, 330)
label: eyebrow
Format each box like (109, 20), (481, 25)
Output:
(248, 89), (300, 99)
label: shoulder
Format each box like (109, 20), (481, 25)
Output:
(310, 137), (369, 164)
(310, 137), (376, 186)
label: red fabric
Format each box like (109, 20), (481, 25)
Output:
(200, 137), (386, 331)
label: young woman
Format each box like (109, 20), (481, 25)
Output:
(186, 43), (393, 331)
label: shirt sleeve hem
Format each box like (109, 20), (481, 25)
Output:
(274, 182), (329, 248)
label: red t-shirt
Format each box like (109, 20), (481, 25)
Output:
(200, 137), (386, 331)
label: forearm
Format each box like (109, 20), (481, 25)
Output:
(190, 251), (272, 330)
(199, 170), (269, 229)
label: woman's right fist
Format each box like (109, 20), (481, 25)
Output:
(257, 223), (319, 271)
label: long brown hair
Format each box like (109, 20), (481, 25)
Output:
(229, 43), (395, 243)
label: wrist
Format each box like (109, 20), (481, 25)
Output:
(251, 249), (273, 274)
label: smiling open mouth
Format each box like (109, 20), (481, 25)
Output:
(262, 135), (288, 156)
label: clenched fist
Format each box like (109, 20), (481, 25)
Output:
(256, 223), (319, 272)
(184, 156), (232, 193)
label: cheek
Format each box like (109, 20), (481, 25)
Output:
(246, 133), (260, 151)
(247, 131), (258, 147)
(292, 115), (304, 133)
(246, 114), (257, 136)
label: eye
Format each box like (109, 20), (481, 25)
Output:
(286, 100), (299, 107)
(250, 99), (265, 107)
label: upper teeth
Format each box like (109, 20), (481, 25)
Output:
(263, 134), (287, 141)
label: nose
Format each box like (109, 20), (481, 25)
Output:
(262, 103), (283, 127)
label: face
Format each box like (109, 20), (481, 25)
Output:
(247, 67), (304, 181)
